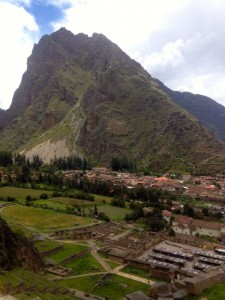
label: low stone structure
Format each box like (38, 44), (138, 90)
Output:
(124, 290), (150, 299)
(53, 227), (93, 240)
(38, 244), (64, 257)
(162, 233), (203, 247)
(107, 247), (133, 264)
(183, 269), (225, 295)
(53, 221), (125, 241)
(47, 265), (72, 277)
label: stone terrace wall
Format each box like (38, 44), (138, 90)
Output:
(61, 248), (91, 264)
(162, 234), (202, 247)
(144, 236), (161, 249)
(39, 244), (64, 257)
(150, 269), (170, 281)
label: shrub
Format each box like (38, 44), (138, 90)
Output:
(40, 193), (48, 199)
(6, 196), (15, 202)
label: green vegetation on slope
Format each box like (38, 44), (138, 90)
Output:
(1, 28), (225, 172)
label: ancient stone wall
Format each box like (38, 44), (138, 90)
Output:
(39, 244), (64, 257)
(61, 248), (91, 264)
(184, 270), (225, 295)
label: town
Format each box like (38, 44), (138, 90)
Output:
(2, 157), (225, 299)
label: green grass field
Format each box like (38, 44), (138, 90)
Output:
(64, 252), (104, 274)
(37, 196), (131, 221)
(0, 186), (123, 214)
(104, 259), (120, 269)
(121, 266), (150, 279)
(96, 205), (131, 221)
(59, 274), (149, 299)
(49, 243), (89, 263)
(90, 193), (114, 204)
(34, 239), (62, 252)
(35, 197), (94, 210)
(1, 204), (92, 232)
(0, 186), (52, 199)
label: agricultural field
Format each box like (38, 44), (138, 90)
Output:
(35, 197), (94, 210)
(0, 186), (52, 200)
(0, 186), (130, 222)
(0, 204), (92, 233)
(90, 193), (114, 204)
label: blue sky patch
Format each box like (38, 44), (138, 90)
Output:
(26, 2), (64, 34)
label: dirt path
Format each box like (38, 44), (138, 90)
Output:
(65, 272), (107, 279)
(87, 240), (112, 272)
(115, 271), (154, 285)
(55, 238), (155, 286)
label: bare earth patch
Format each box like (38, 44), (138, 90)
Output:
(24, 139), (70, 163)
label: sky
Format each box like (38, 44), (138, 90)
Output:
(0, 0), (225, 109)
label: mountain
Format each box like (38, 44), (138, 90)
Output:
(154, 79), (225, 142)
(0, 218), (43, 271)
(1, 27), (225, 172)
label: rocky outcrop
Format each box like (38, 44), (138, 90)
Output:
(0, 218), (44, 272)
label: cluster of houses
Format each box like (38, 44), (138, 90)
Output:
(2, 165), (225, 204)
(163, 210), (225, 241)
(79, 168), (225, 199)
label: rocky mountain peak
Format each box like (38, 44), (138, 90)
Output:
(1, 28), (225, 172)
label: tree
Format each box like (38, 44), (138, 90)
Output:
(98, 212), (110, 222)
(183, 204), (194, 217)
(145, 216), (166, 232)
(0, 151), (13, 167)
(111, 197), (125, 208)
(145, 208), (167, 232)
(168, 228), (175, 236)
(19, 164), (31, 182)
(213, 211), (223, 220)
(40, 193), (48, 199)
(111, 155), (136, 172)
(25, 195), (32, 206)
(14, 153), (26, 166)
(94, 205), (98, 217)
(202, 207), (209, 217)
(31, 155), (43, 171)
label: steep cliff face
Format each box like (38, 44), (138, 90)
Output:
(154, 78), (225, 142)
(1, 28), (225, 171)
(0, 218), (44, 272)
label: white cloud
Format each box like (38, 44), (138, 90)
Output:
(140, 39), (185, 76)
(52, 0), (187, 52)
(1, 0), (225, 108)
(1, 0), (31, 6)
(0, 2), (39, 109)
(45, 0), (71, 7)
